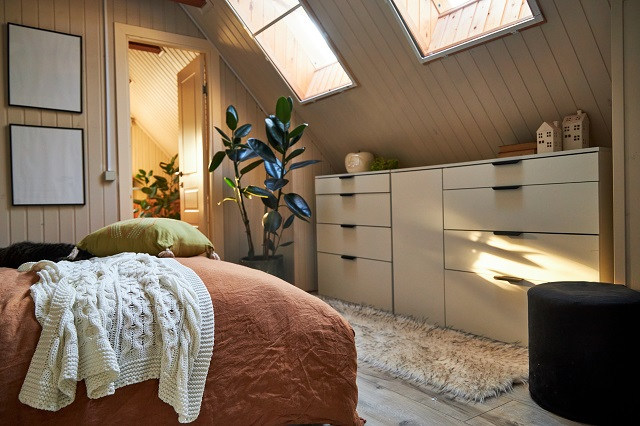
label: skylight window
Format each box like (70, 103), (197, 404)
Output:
(226, 0), (354, 103)
(388, 0), (544, 63)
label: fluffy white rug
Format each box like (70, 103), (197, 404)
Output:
(319, 295), (529, 402)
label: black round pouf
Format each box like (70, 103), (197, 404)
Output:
(528, 281), (640, 425)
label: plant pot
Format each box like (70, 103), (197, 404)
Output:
(239, 255), (284, 280)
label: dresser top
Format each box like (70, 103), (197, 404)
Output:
(316, 147), (610, 179)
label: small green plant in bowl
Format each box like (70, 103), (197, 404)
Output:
(370, 156), (399, 171)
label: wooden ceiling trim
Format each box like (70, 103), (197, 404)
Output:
(129, 41), (163, 54)
(170, 0), (207, 7)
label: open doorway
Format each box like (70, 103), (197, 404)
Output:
(114, 24), (224, 252)
(127, 43), (199, 221)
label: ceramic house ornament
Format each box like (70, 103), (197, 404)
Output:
(562, 109), (590, 150)
(537, 121), (563, 153)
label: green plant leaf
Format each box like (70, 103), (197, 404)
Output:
(288, 123), (307, 141)
(285, 147), (305, 162)
(223, 177), (236, 189)
(284, 193), (311, 220)
(235, 123), (252, 138)
(264, 159), (283, 179)
(289, 159), (321, 171)
(240, 159), (264, 175)
(280, 241), (293, 247)
(245, 185), (271, 198)
(265, 116), (286, 150)
(261, 193), (278, 210)
(225, 105), (238, 130)
(208, 151), (226, 172)
(215, 127), (232, 145)
(237, 147), (259, 162)
(282, 214), (295, 229)
(265, 178), (288, 191)
(263, 210), (282, 233)
(247, 138), (278, 163)
(275, 96), (291, 124)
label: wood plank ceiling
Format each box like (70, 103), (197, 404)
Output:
(179, 0), (611, 172)
(128, 46), (199, 156)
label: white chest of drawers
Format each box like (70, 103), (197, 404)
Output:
(315, 148), (612, 345)
(442, 149), (612, 344)
(315, 173), (393, 311)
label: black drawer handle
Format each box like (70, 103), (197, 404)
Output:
(340, 224), (356, 228)
(341, 255), (357, 260)
(339, 193), (355, 197)
(338, 175), (354, 179)
(492, 159), (521, 166)
(494, 275), (524, 284)
(492, 185), (521, 190)
(493, 231), (523, 237)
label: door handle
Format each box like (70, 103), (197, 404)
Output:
(492, 159), (521, 166)
(492, 185), (521, 190)
(493, 231), (523, 237)
(494, 275), (524, 284)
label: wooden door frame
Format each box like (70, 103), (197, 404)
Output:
(113, 23), (224, 256)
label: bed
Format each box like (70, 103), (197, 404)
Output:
(0, 255), (364, 425)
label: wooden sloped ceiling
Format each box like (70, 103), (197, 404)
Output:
(182, 0), (612, 171)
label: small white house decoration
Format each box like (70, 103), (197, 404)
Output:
(537, 121), (563, 153)
(562, 109), (590, 150)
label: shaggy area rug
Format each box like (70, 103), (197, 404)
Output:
(319, 295), (529, 402)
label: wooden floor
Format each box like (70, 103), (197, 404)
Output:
(355, 363), (588, 426)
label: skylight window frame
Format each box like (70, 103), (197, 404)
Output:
(225, 0), (356, 104)
(387, 0), (545, 63)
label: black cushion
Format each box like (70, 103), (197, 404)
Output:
(528, 281), (640, 425)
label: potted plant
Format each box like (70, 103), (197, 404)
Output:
(208, 105), (268, 260)
(243, 96), (320, 277)
(133, 154), (181, 219)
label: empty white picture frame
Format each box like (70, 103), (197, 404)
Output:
(10, 124), (85, 206)
(8, 23), (82, 113)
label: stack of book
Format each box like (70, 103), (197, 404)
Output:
(497, 142), (537, 158)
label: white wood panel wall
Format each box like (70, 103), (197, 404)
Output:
(612, 0), (640, 290)
(0, 0), (202, 247)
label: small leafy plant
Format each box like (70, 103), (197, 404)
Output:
(370, 156), (400, 171)
(133, 154), (180, 219)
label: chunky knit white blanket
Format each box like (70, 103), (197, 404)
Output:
(17, 253), (214, 423)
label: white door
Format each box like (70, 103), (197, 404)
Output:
(177, 55), (208, 232)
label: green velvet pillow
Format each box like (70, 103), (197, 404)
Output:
(77, 218), (215, 258)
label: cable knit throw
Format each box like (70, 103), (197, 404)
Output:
(17, 253), (215, 423)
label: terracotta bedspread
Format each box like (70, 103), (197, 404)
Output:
(0, 257), (363, 425)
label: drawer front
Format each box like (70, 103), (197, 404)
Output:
(445, 270), (539, 345)
(317, 252), (393, 311)
(316, 193), (391, 226)
(317, 224), (392, 261)
(444, 230), (601, 282)
(315, 173), (390, 194)
(443, 152), (599, 189)
(443, 182), (599, 234)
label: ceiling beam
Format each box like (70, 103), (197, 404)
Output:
(170, 0), (207, 7)
(128, 41), (163, 54)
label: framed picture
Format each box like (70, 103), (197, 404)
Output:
(8, 23), (82, 113)
(10, 124), (85, 206)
